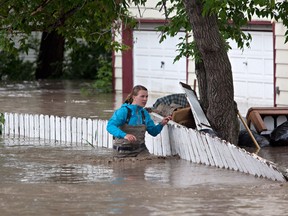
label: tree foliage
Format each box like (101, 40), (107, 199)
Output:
(2, 0), (287, 55)
(157, 0), (288, 61)
(153, 0), (288, 143)
(0, 0), (137, 53)
(1, 0), (288, 143)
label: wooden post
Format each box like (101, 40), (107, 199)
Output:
(238, 111), (261, 150)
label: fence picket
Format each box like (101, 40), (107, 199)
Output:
(55, 116), (61, 142)
(87, 119), (93, 145)
(61, 117), (66, 143)
(66, 116), (71, 143)
(29, 114), (34, 138)
(44, 115), (50, 141)
(92, 119), (98, 146)
(76, 117), (82, 144)
(50, 115), (55, 141)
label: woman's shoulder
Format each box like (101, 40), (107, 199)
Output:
(142, 107), (152, 118)
(114, 103), (129, 114)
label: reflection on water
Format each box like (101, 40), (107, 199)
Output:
(0, 80), (164, 120)
(21, 163), (114, 184)
(0, 137), (287, 216)
(0, 137), (279, 186)
(0, 80), (118, 119)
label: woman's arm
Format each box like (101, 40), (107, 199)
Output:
(106, 108), (128, 138)
(144, 110), (172, 137)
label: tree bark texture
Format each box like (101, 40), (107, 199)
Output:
(183, 0), (239, 144)
(35, 31), (65, 79)
(195, 60), (208, 113)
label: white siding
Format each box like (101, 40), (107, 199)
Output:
(275, 21), (288, 106)
(129, 1), (172, 19)
(113, 1), (288, 110)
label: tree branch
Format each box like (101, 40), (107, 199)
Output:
(45, 0), (88, 31)
(48, 5), (81, 30)
(30, 0), (53, 16)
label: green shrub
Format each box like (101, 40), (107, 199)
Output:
(91, 56), (112, 93)
(63, 42), (111, 80)
(0, 52), (35, 81)
(0, 113), (5, 135)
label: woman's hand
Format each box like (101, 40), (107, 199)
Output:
(161, 116), (172, 126)
(124, 134), (137, 142)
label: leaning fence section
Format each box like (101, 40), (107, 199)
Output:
(146, 113), (286, 182)
(2, 112), (113, 148)
(2, 112), (286, 182)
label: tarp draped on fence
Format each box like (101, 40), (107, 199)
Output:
(1, 112), (286, 182)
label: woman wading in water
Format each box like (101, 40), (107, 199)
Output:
(107, 85), (171, 157)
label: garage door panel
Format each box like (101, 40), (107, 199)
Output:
(161, 36), (182, 49)
(151, 78), (163, 92)
(249, 34), (264, 50)
(150, 57), (177, 70)
(133, 30), (186, 94)
(247, 82), (273, 100)
(234, 81), (247, 98)
(247, 58), (264, 75)
(228, 31), (273, 110)
(230, 57), (247, 74)
(134, 77), (149, 85)
(248, 82), (265, 98)
(228, 39), (238, 49)
(136, 56), (150, 70)
(164, 79), (185, 93)
(264, 59), (273, 75)
(264, 83), (274, 99)
(263, 39), (273, 51)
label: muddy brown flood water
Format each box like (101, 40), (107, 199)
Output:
(0, 81), (287, 216)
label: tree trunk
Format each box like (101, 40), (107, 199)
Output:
(183, 0), (239, 144)
(35, 31), (65, 79)
(195, 59), (208, 113)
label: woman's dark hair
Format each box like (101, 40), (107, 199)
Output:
(124, 85), (147, 104)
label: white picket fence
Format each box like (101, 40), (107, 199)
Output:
(146, 113), (286, 182)
(1, 112), (286, 182)
(2, 112), (113, 148)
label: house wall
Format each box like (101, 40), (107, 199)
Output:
(274, 21), (288, 106)
(115, 1), (288, 108)
(113, 26), (124, 93)
(114, 1), (197, 93)
(16, 32), (41, 62)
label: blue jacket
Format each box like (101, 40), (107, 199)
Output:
(106, 103), (163, 138)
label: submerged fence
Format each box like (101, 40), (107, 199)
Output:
(146, 113), (286, 182)
(2, 112), (113, 148)
(1, 112), (287, 182)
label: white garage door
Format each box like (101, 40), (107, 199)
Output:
(133, 30), (186, 94)
(228, 31), (274, 113)
(133, 30), (273, 113)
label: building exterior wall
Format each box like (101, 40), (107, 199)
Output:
(114, 1), (197, 93)
(129, 2), (172, 19)
(114, 0), (288, 108)
(113, 25), (124, 93)
(275, 21), (288, 106)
